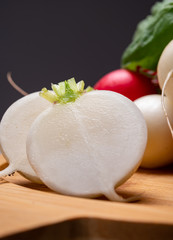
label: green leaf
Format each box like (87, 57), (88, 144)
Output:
(121, 0), (173, 72)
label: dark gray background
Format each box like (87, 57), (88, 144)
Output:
(0, 0), (157, 119)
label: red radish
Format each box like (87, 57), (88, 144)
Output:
(94, 69), (158, 101)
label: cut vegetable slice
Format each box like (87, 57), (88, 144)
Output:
(27, 90), (147, 201)
(0, 92), (50, 183)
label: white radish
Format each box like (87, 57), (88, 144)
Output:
(135, 94), (173, 168)
(157, 40), (173, 137)
(0, 92), (50, 183)
(157, 40), (173, 104)
(26, 79), (147, 201)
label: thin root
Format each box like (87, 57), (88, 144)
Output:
(104, 188), (142, 203)
(7, 72), (28, 96)
(0, 177), (8, 183)
(8, 172), (15, 177)
(161, 70), (173, 138)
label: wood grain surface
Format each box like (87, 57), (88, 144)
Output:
(0, 154), (173, 238)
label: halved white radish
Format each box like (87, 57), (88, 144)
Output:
(0, 92), (50, 183)
(26, 80), (147, 201)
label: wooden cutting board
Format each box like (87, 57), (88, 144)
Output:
(0, 154), (173, 238)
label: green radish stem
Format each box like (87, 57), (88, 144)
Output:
(40, 78), (93, 104)
(161, 70), (173, 138)
(7, 72), (28, 96)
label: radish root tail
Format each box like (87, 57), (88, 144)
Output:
(104, 188), (141, 202)
(7, 72), (28, 96)
(161, 70), (173, 138)
(0, 177), (8, 183)
(0, 164), (16, 178)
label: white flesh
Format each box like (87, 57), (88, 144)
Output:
(27, 91), (147, 201)
(0, 92), (50, 183)
(135, 94), (173, 168)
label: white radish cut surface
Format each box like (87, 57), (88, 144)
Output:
(0, 92), (50, 183)
(27, 90), (147, 201)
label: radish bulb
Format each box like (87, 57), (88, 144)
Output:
(26, 78), (147, 201)
(157, 40), (173, 138)
(135, 94), (173, 168)
(158, 40), (173, 104)
(94, 69), (157, 101)
(0, 92), (50, 183)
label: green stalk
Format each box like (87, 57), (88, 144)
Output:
(40, 78), (93, 104)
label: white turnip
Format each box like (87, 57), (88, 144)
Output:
(26, 79), (147, 201)
(157, 40), (173, 104)
(0, 92), (50, 183)
(157, 40), (173, 138)
(135, 94), (173, 168)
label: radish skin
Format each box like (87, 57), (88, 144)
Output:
(94, 69), (157, 101)
(0, 92), (50, 183)
(135, 94), (173, 168)
(158, 40), (173, 104)
(161, 70), (173, 138)
(157, 41), (173, 138)
(26, 89), (147, 201)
